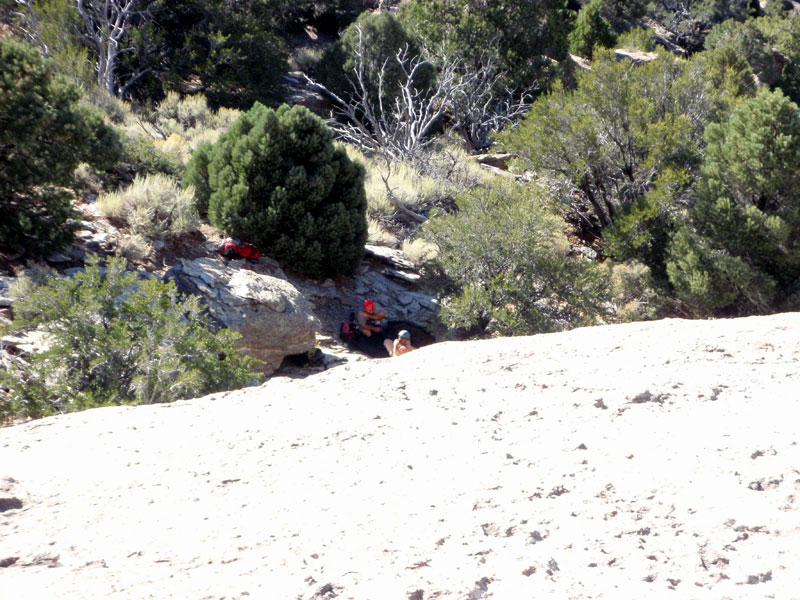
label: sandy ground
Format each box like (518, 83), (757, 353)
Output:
(2, 313), (800, 599)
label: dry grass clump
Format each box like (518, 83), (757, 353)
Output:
(424, 142), (491, 190)
(401, 236), (438, 266)
(155, 133), (193, 165)
(85, 87), (132, 124)
(118, 234), (151, 261)
(289, 47), (324, 73)
(73, 162), (104, 197)
(157, 92), (211, 130)
(343, 145), (439, 216)
(153, 93), (240, 137)
(367, 219), (398, 246)
(97, 174), (198, 239)
(117, 94), (241, 167)
(607, 261), (664, 322)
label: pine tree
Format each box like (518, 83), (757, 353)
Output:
(667, 89), (800, 313)
(0, 37), (119, 255)
(186, 103), (368, 278)
(568, 0), (617, 59)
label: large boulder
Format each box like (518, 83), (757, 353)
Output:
(166, 258), (319, 374)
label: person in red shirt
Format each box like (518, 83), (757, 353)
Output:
(357, 298), (385, 337)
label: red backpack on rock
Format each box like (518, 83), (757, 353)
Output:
(219, 238), (260, 261)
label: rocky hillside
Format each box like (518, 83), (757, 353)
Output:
(2, 312), (799, 599)
(0, 197), (441, 378)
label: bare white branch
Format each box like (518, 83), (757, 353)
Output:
(450, 48), (534, 153)
(74, 0), (138, 96)
(304, 25), (471, 163)
(304, 28), (533, 163)
(13, 0), (50, 56)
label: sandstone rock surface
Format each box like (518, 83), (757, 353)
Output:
(2, 313), (800, 599)
(614, 49), (659, 64)
(166, 258), (319, 374)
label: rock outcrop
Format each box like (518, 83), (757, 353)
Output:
(0, 276), (13, 323)
(291, 245), (440, 332)
(614, 48), (658, 64)
(2, 313), (800, 599)
(166, 258), (319, 374)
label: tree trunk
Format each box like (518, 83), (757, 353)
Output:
(75, 0), (136, 97)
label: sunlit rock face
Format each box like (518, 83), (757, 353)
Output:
(2, 312), (799, 599)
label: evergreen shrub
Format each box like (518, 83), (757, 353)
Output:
(316, 10), (433, 110)
(1, 256), (260, 421)
(497, 49), (755, 282)
(667, 89), (800, 313)
(607, 260), (665, 322)
(0, 37), (119, 256)
(185, 103), (368, 278)
(616, 28), (657, 52)
(568, 0), (617, 59)
(422, 180), (609, 337)
(399, 0), (572, 92)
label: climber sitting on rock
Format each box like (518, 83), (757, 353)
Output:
(358, 298), (385, 337)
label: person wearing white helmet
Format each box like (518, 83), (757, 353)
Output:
(384, 329), (416, 357)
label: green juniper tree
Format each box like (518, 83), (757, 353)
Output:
(597, 0), (648, 33)
(316, 10), (434, 111)
(114, 0), (288, 107)
(0, 37), (119, 256)
(497, 49), (753, 282)
(568, 0), (617, 59)
(185, 103), (368, 278)
(422, 180), (609, 337)
(399, 0), (573, 93)
(667, 89), (800, 313)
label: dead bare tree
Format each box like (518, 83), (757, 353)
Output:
(303, 26), (471, 163)
(304, 27), (534, 163)
(74, 0), (145, 97)
(450, 49), (534, 153)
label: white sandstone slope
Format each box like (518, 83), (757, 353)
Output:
(1, 313), (800, 599)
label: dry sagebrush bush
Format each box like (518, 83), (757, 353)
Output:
(607, 261), (664, 322)
(367, 219), (397, 246)
(343, 145), (438, 216)
(85, 86), (132, 124)
(401, 236), (437, 265)
(119, 234), (151, 261)
(156, 92), (211, 131)
(97, 174), (199, 239)
(424, 142), (490, 189)
(207, 106), (241, 130)
(188, 127), (223, 150)
(289, 47), (324, 73)
(145, 94), (241, 165)
(73, 162), (104, 197)
(155, 133), (193, 165)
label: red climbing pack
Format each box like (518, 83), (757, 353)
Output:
(219, 238), (261, 261)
